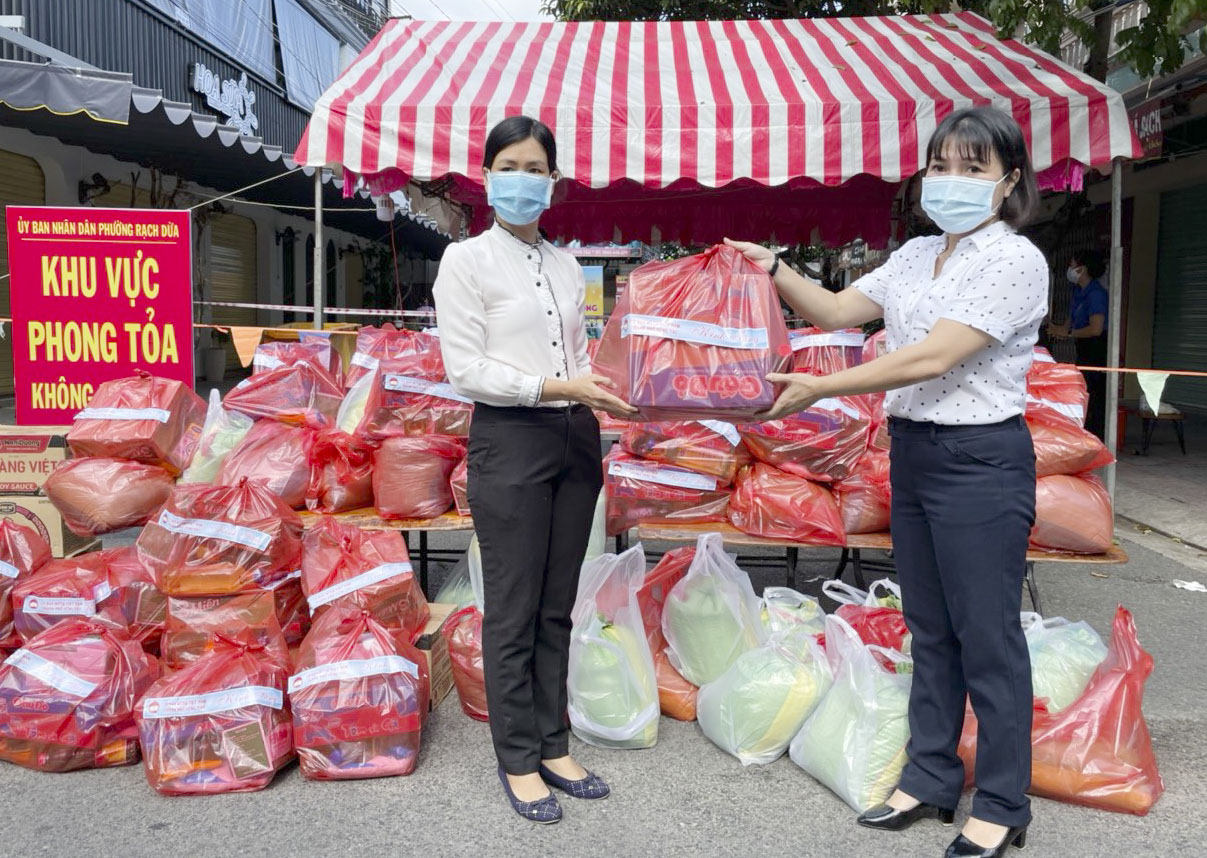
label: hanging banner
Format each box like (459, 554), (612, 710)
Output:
(5, 206), (194, 425)
(582, 264), (605, 340)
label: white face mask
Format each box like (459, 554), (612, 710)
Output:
(1066, 266), (1084, 284)
(920, 174), (1008, 235)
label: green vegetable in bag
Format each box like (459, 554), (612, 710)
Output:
(572, 613), (658, 749)
(1026, 616), (1107, 713)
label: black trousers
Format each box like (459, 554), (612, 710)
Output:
(890, 416), (1035, 828)
(466, 402), (603, 774)
(1076, 336), (1109, 440)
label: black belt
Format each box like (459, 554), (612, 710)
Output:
(888, 415), (1024, 436)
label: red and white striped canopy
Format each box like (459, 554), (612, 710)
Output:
(297, 13), (1140, 193)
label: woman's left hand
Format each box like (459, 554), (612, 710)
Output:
(756, 373), (823, 420)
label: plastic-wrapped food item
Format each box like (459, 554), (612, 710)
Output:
(789, 328), (866, 375)
(789, 614), (913, 812)
(442, 606), (487, 721)
(621, 421), (751, 484)
(1031, 474), (1114, 554)
(822, 578), (902, 610)
(301, 517), (427, 641)
(1023, 612), (1108, 714)
(373, 435), (466, 520)
(100, 547), (166, 652)
(306, 429), (375, 514)
(698, 630), (833, 765)
(180, 390), (256, 484)
(223, 358), (344, 426)
(345, 325), (425, 389)
(654, 650), (698, 721)
(761, 587), (826, 638)
(833, 449), (891, 535)
(290, 606), (429, 780)
(253, 338), (343, 386)
(450, 457), (470, 516)
(0, 618), (160, 771)
(12, 553), (112, 643)
(592, 245), (793, 421)
(136, 638), (294, 795)
(137, 479), (304, 596)
(729, 464), (845, 545)
(67, 372), (206, 475)
(356, 351), (474, 440)
(604, 448), (731, 536)
(218, 421), (315, 510)
(568, 546), (659, 750)
(740, 395), (873, 483)
(1027, 411), (1114, 477)
(433, 539), (482, 610)
(636, 546), (695, 653)
(662, 533), (765, 686)
(44, 457), (174, 537)
(1026, 358), (1089, 426)
(0, 520), (52, 649)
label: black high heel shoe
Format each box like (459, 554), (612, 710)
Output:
(857, 801), (956, 831)
(944, 825), (1028, 857)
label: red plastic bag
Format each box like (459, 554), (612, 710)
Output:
(621, 420), (751, 485)
(0, 618), (160, 771)
(306, 428), (376, 513)
(253, 338), (343, 386)
(223, 358), (344, 426)
(0, 520), (51, 648)
(301, 517), (428, 641)
(44, 457), (175, 537)
(442, 606), (488, 721)
(728, 464), (845, 545)
(1031, 475), (1113, 554)
(833, 449), (892, 535)
(290, 606), (429, 780)
(136, 638), (294, 795)
(789, 327), (866, 375)
(99, 546), (166, 652)
(636, 546), (695, 653)
(450, 457), (470, 516)
(12, 553), (111, 643)
(604, 448), (731, 536)
(740, 395), (873, 482)
(218, 420), (316, 510)
(1026, 357), (1089, 427)
(67, 372), (206, 475)
(1027, 411), (1114, 477)
(356, 351), (474, 440)
(137, 479), (304, 596)
(345, 325), (426, 389)
(655, 649), (698, 721)
(373, 435), (465, 520)
(593, 245), (792, 421)
(835, 604), (910, 653)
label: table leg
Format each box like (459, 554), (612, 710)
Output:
(1175, 419), (1187, 455)
(1024, 561), (1042, 615)
(419, 530), (430, 599)
(832, 548), (850, 581)
(1142, 418), (1156, 455)
(786, 547), (799, 590)
(851, 549), (868, 591)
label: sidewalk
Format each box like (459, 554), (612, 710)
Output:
(1115, 410), (1207, 549)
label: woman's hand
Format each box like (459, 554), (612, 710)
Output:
(757, 373), (824, 421)
(556, 374), (638, 418)
(723, 238), (776, 273)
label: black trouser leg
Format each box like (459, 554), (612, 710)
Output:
(1077, 337), (1108, 440)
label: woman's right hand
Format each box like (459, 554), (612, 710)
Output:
(724, 238), (776, 273)
(554, 374), (638, 418)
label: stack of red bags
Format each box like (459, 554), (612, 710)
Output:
(0, 520), (51, 653)
(603, 447), (731, 536)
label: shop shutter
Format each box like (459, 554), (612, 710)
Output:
(209, 214), (259, 372)
(0, 150), (47, 397)
(1153, 183), (1207, 411)
(344, 249), (364, 309)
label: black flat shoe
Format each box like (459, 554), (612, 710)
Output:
(498, 767), (563, 824)
(538, 764), (611, 800)
(857, 801), (956, 831)
(944, 825), (1028, 857)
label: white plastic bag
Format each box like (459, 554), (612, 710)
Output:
(583, 490), (608, 564)
(1022, 612), (1108, 713)
(822, 578), (902, 609)
(179, 389), (255, 484)
(661, 532), (766, 686)
(789, 614), (912, 812)
(761, 587), (826, 637)
(337, 372), (374, 435)
(567, 544), (659, 749)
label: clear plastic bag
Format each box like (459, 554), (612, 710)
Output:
(761, 587), (826, 638)
(180, 390), (256, 485)
(1022, 612), (1108, 714)
(432, 537), (482, 609)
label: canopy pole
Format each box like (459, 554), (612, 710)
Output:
(313, 170), (324, 330)
(1104, 159), (1123, 500)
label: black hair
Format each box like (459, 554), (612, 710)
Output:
(483, 115), (558, 174)
(1072, 248), (1107, 279)
(925, 107), (1039, 227)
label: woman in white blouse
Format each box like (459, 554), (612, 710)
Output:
(730, 107), (1047, 858)
(434, 116), (635, 825)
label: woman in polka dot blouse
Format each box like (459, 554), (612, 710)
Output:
(728, 107), (1047, 858)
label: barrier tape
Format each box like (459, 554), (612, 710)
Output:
(194, 300), (434, 318)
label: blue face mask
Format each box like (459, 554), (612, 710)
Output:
(486, 171), (554, 226)
(920, 174), (1008, 235)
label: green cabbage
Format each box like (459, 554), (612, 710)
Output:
(1027, 617), (1107, 713)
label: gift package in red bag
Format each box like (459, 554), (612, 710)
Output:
(833, 449), (892, 535)
(290, 606), (429, 780)
(356, 352), (474, 440)
(1026, 355), (1089, 427)
(67, 372), (206, 475)
(636, 546), (695, 654)
(345, 325), (427, 389)
(137, 479), (304, 596)
(604, 449), (731, 536)
(1031, 474), (1113, 554)
(621, 421), (751, 484)
(740, 395), (873, 483)
(834, 604), (910, 653)
(655, 649), (698, 722)
(253, 338), (343, 386)
(223, 358), (344, 426)
(450, 457), (470, 516)
(98, 547), (166, 652)
(728, 464), (845, 545)
(44, 457), (175, 537)
(301, 517), (427, 641)
(1027, 411), (1114, 477)
(136, 638), (294, 795)
(12, 553), (112, 643)
(0, 520), (51, 648)
(592, 245), (792, 421)
(306, 428), (376, 513)
(442, 606), (488, 721)
(218, 420), (316, 510)
(0, 618), (160, 771)
(373, 435), (465, 520)
(789, 328), (866, 375)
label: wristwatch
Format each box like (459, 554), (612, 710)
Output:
(768, 256), (781, 278)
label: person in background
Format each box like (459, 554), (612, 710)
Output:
(1050, 249), (1109, 437)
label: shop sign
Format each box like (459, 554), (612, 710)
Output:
(1129, 99), (1163, 159)
(191, 62), (258, 136)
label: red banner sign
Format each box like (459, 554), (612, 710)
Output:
(1129, 99), (1163, 160)
(5, 206), (194, 424)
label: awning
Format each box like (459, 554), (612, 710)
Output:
(0, 58), (131, 124)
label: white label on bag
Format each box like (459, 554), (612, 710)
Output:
(383, 374), (473, 404)
(1032, 351), (1056, 363)
(0, 561), (19, 579)
(253, 354), (285, 370)
(805, 398), (864, 421)
(696, 420), (741, 446)
(74, 407), (171, 424)
(608, 459), (718, 491)
(22, 595), (96, 616)
(288, 655), (419, 693)
(790, 331), (866, 350)
(307, 562), (414, 610)
(155, 510), (272, 552)
(621, 314), (769, 350)
(141, 685), (283, 719)
(1026, 396), (1084, 422)
(263, 569), (302, 592)
(92, 581), (112, 605)
(350, 352), (380, 370)
(5, 649), (98, 697)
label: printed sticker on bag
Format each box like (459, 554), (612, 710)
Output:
(350, 352), (380, 370)
(288, 655), (420, 693)
(0, 560), (19, 579)
(141, 685), (284, 719)
(696, 420), (741, 446)
(789, 331), (866, 351)
(621, 314), (769, 350)
(22, 594), (96, 616)
(155, 510), (273, 552)
(608, 459), (718, 491)
(1027, 395), (1085, 422)
(74, 407), (171, 424)
(5, 648), (99, 697)
(263, 569), (302, 592)
(806, 398), (864, 421)
(307, 562), (414, 610)
(382, 374), (473, 404)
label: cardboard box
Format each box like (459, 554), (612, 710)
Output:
(416, 602), (457, 712)
(0, 425), (70, 493)
(0, 494), (95, 557)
